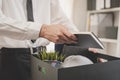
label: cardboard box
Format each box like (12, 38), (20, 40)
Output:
(31, 46), (120, 80)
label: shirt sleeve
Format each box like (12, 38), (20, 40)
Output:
(33, 38), (50, 47)
(51, 0), (79, 33)
(0, 2), (42, 40)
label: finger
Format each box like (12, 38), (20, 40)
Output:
(67, 33), (77, 41)
(61, 28), (77, 41)
(59, 33), (77, 44)
(59, 33), (70, 42)
(55, 39), (66, 44)
(97, 58), (104, 63)
(57, 37), (76, 44)
(88, 48), (98, 53)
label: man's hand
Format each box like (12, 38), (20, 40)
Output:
(39, 24), (77, 44)
(88, 48), (98, 53)
(88, 48), (103, 62)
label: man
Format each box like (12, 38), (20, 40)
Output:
(0, 0), (78, 80)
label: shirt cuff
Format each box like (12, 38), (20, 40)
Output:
(34, 38), (50, 46)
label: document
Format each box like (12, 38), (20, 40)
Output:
(67, 32), (104, 49)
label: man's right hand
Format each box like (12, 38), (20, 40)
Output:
(39, 24), (77, 44)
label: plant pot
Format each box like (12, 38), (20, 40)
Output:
(43, 60), (62, 68)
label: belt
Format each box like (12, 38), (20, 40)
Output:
(0, 46), (46, 54)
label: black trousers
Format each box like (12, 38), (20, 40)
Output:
(0, 48), (31, 80)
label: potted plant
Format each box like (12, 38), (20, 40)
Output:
(35, 47), (65, 68)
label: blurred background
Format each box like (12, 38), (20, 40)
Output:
(47, 0), (120, 57)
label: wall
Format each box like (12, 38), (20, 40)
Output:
(60, 0), (87, 31)
(72, 0), (87, 31)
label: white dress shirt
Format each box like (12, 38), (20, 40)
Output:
(0, 0), (78, 49)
